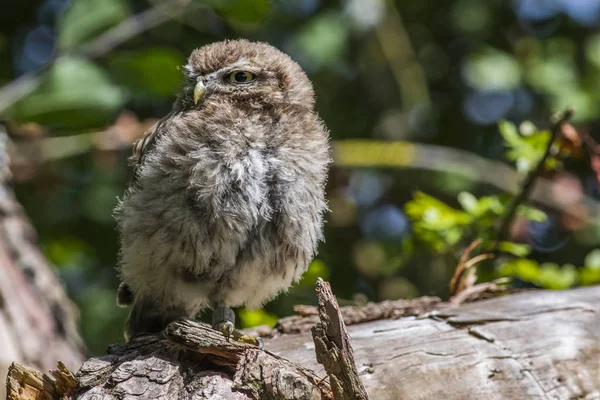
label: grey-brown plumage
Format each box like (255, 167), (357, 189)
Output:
(114, 39), (330, 341)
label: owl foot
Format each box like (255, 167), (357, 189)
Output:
(213, 320), (234, 337)
(211, 304), (263, 348)
(212, 304), (235, 336)
(231, 330), (264, 349)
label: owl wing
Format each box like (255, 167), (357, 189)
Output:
(118, 112), (175, 307)
(129, 111), (175, 187)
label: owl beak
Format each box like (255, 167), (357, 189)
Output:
(193, 80), (206, 105)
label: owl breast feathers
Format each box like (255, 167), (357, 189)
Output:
(115, 39), (330, 318)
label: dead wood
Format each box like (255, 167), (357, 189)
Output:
(311, 278), (369, 400)
(7, 285), (600, 400)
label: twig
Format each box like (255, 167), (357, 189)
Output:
(311, 278), (370, 400)
(492, 108), (574, 252)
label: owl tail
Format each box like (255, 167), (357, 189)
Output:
(117, 283), (186, 342)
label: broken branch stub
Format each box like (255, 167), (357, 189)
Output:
(311, 278), (370, 400)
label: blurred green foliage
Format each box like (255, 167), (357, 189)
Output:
(405, 117), (600, 290)
(2, 0), (600, 354)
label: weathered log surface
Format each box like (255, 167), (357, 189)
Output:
(268, 286), (600, 399)
(8, 285), (600, 400)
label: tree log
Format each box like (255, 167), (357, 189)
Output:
(0, 126), (87, 400)
(7, 285), (600, 399)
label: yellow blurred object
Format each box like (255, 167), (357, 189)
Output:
(332, 140), (416, 167)
(353, 240), (386, 279)
(238, 308), (278, 328)
(379, 277), (419, 300)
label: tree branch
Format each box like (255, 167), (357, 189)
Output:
(493, 108), (574, 251)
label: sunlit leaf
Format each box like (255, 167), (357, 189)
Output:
(499, 119), (557, 174)
(517, 205), (547, 222)
(538, 263), (577, 290)
(406, 192), (471, 251)
(498, 120), (522, 147)
(498, 241), (531, 257)
(499, 258), (540, 282)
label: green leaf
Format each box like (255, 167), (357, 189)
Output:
(406, 192), (472, 230)
(584, 249), (600, 269)
(500, 259), (578, 290)
(499, 258), (540, 282)
(58, 0), (130, 51)
(5, 57), (125, 130)
(476, 195), (505, 216)
(517, 205), (547, 222)
(463, 49), (521, 90)
(108, 48), (186, 98)
(498, 241), (531, 257)
(498, 120), (522, 147)
(457, 191), (478, 214)
(405, 192), (471, 252)
(579, 266), (600, 286)
(499, 119), (555, 174)
(538, 263), (577, 290)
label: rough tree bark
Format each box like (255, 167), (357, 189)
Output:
(0, 126), (87, 400)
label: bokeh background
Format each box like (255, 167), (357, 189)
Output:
(3, 0), (600, 354)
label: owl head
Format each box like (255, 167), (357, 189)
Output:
(175, 39), (315, 111)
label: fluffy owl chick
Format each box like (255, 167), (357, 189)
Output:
(114, 39), (330, 342)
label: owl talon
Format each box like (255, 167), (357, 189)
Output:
(213, 320), (235, 338)
(211, 307), (262, 348)
(232, 330), (263, 349)
(212, 304), (236, 339)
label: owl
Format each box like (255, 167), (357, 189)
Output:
(114, 39), (330, 343)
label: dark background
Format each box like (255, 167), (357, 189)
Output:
(2, 0), (600, 354)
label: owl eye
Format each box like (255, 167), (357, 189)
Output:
(229, 71), (255, 83)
